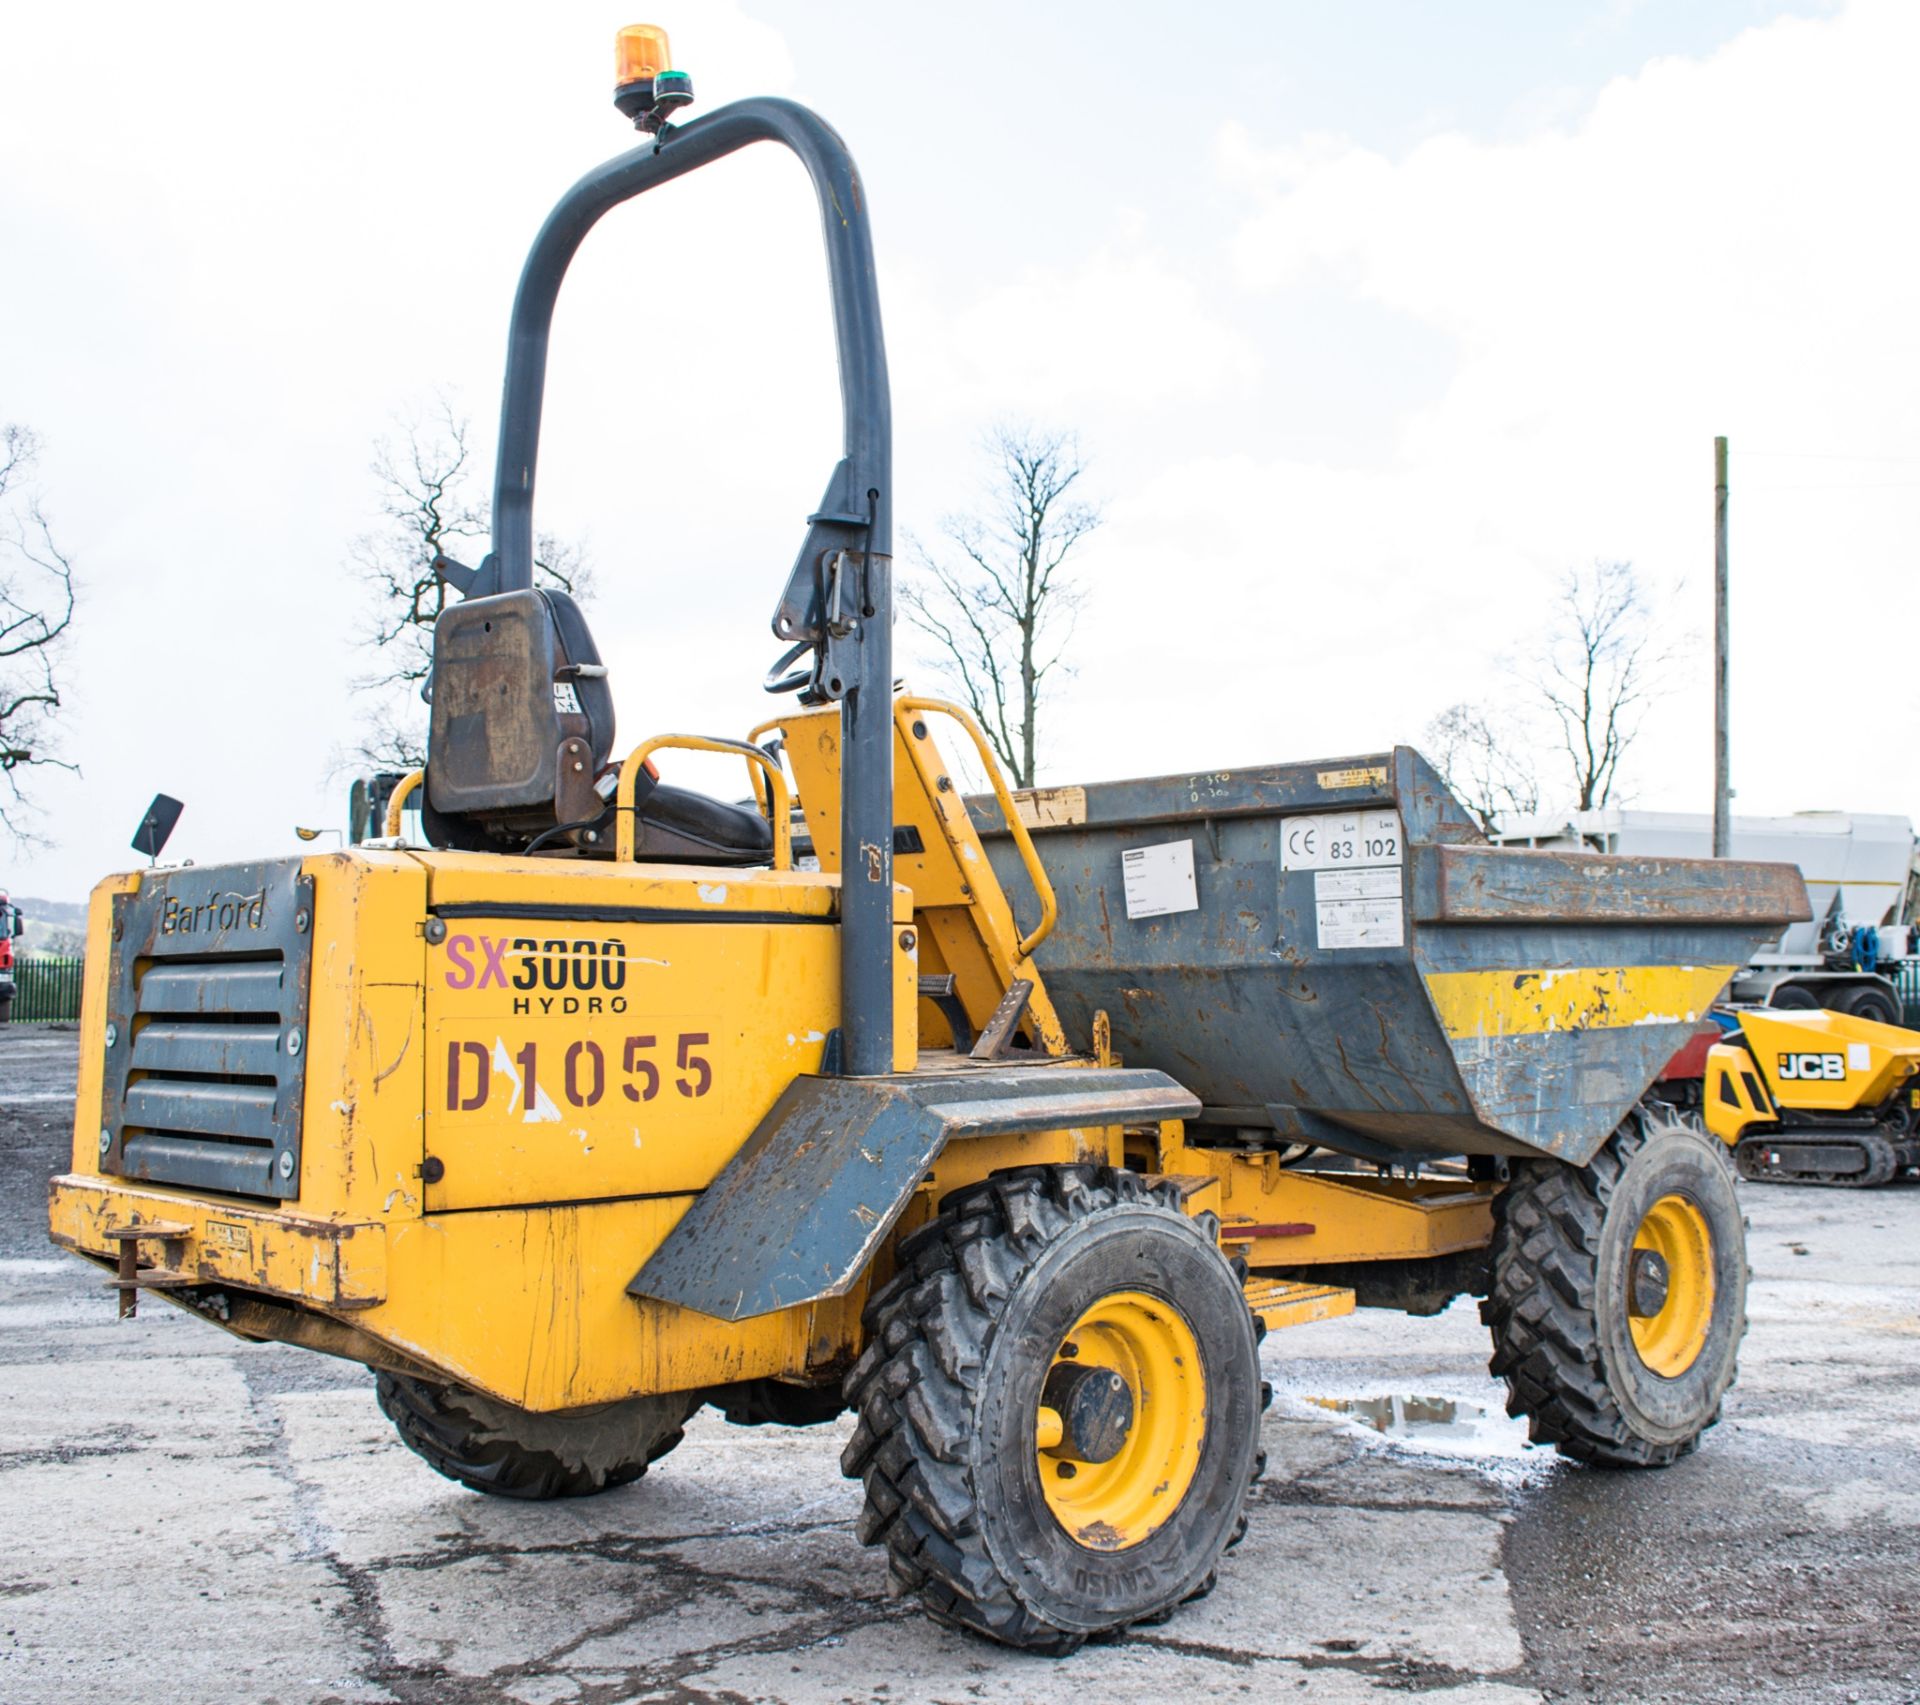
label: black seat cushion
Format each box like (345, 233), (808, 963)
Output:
(631, 782), (774, 864)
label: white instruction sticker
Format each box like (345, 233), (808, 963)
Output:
(1121, 839), (1198, 920)
(1315, 897), (1404, 950)
(1315, 867), (1401, 902)
(1279, 809), (1402, 872)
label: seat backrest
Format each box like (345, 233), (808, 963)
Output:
(426, 589), (616, 823)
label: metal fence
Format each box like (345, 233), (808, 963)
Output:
(1893, 959), (1920, 1029)
(9, 956), (84, 1024)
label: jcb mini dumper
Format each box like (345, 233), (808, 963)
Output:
(50, 29), (1809, 1653)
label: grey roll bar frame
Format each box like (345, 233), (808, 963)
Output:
(485, 97), (895, 1076)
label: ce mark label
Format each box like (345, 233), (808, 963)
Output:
(1279, 809), (1403, 873)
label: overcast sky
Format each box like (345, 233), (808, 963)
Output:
(3, 0), (1913, 902)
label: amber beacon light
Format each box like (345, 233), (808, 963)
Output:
(614, 24), (694, 132)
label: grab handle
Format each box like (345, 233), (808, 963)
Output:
(615, 735), (792, 869)
(897, 696), (1057, 962)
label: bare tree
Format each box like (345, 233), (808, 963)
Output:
(350, 397), (591, 769)
(1532, 560), (1659, 812)
(1423, 701), (1540, 834)
(0, 425), (78, 839)
(1424, 560), (1667, 830)
(902, 424), (1101, 788)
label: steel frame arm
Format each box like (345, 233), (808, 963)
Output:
(486, 98), (895, 1075)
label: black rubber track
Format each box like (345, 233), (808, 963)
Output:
(1735, 1126), (1900, 1187)
(375, 1372), (694, 1500)
(840, 1164), (1268, 1654)
(1483, 1109), (1746, 1468)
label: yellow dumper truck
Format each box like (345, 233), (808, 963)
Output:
(49, 28), (1808, 1652)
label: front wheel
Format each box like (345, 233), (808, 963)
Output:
(374, 1372), (698, 1499)
(842, 1166), (1265, 1653)
(1483, 1109), (1748, 1468)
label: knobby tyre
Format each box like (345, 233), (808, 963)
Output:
(841, 1164), (1268, 1653)
(375, 1372), (697, 1499)
(1484, 1107), (1748, 1468)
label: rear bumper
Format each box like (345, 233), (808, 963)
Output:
(47, 1173), (386, 1309)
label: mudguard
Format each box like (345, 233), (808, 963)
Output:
(627, 1065), (1200, 1321)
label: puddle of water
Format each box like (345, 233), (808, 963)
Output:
(1307, 1393), (1541, 1460)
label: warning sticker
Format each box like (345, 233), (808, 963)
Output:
(1012, 785), (1087, 829)
(1315, 897), (1404, 950)
(1302, 833), (1403, 949)
(1315, 867), (1401, 902)
(1121, 839), (1198, 920)
(1316, 765), (1389, 790)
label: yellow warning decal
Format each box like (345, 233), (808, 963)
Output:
(1316, 765), (1389, 790)
(1012, 785), (1087, 828)
(1425, 965), (1734, 1040)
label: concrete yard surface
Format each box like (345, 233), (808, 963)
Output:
(3, 1026), (1918, 1704)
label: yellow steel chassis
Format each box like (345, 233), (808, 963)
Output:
(49, 701), (1490, 1413)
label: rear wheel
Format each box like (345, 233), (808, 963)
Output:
(842, 1166), (1265, 1653)
(1483, 1109), (1747, 1467)
(0, 994), (12, 1025)
(374, 1372), (697, 1499)
(1840, 985), (1903, 1027)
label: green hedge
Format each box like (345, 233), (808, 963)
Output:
(9, 956), (84, 1023)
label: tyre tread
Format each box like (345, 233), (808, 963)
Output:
(1481, 1109), (1743, 1469)
(842, 1165), (1262, 1651)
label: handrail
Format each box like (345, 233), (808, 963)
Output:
(615, 736), (792, 870)
(897, 697), (1058, 962)
(384, 771), (424, 840)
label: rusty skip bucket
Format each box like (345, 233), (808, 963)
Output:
(970, 747), (1808, 1166)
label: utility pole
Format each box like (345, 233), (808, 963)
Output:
(1713, 435), (1731, 857)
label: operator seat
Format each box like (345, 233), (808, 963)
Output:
(423, 586), (774, 865)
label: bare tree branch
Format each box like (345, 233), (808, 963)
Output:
(1529, 560), (1661, 811)
(0, 425), (80, 842)
(902, 422), (1101, 787)
(348, 396), (593, 771)
(1424, 560), (1671, 831)
(1422, 701), (1540, 834)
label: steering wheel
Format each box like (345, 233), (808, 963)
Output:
(764, 639), (815, 695)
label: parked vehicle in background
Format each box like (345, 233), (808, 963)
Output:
(1493, 808), (1918, 1024)
(0, 893), (22, 1023)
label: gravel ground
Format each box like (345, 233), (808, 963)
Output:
(2, 1025), (1916, 1704)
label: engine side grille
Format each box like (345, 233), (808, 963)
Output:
(100, 859), (315, 1200)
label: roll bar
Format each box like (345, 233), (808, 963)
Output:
(485, 99), (895, 1075)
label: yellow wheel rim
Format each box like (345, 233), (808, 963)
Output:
(1628, 1194), (1715, 1377)
(1036, 1290), (1206, 1551)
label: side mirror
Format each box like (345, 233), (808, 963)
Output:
(132, 794), (186, 861)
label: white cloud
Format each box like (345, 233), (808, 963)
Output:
(3, 1), (1917, 900)
(1090, 0), (1920, 817)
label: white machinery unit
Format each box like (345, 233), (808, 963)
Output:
(1493, 808), (1919, 1023)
